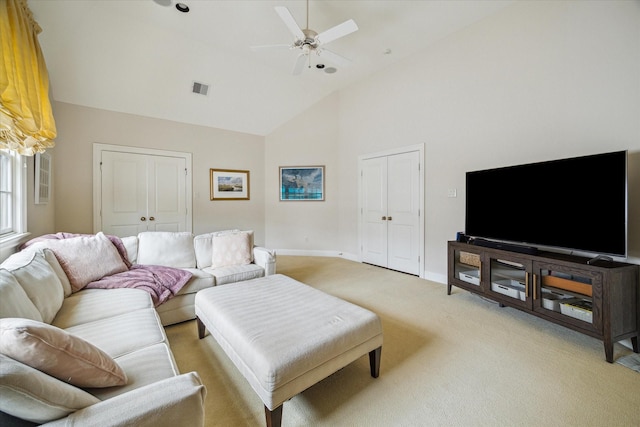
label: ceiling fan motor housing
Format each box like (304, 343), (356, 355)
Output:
(296, 29), (319, 49)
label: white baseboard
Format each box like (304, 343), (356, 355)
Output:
(425, 271), (447, 285)
(275, 249), (359, 262)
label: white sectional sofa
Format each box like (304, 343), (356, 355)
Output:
(124, 230), (276, 325)
(0, 230), (276, 425)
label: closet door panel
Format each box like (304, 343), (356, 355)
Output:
(147, 156), (186, 232)
(361, 156), (388, 267)
(101, 151), (148, 237)
(387, 151), (420, 275)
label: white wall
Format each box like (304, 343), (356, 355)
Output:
(267, 1), (640, 280)
(47, 102), (267, 244)
(265, 93), (341, 255)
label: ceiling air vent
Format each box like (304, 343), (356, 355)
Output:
(192, 81), (209, 96)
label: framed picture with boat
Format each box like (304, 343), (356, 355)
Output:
(210, 168), (250, 200)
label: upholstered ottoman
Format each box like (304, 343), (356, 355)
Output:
(195, 274), (383, 427)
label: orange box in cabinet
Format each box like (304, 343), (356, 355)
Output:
(542, 275), (592, 297)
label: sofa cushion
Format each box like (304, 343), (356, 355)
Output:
(205, 263), (265, 285)
(41, 248), (73, 297)
(137, 232), (196, 268)
(90, 343), (179, 401)
(0, 269), (43, 321)
(30, 232), (129, 293)
(53, 288), (153, 329)
(211, 231), (253, 269)
(65, 308), (167, 359)
(193, 230), (240, 269)
(0, 318), (127, 388)
(0, 354), (100, 424)
(175, 268), (215, 295)
(1, 249), (64, 323)
(121, 235), (139, 264)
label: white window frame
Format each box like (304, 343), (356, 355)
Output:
(0, 149), (29, 261)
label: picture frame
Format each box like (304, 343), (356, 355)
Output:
(210, 168), (250, 200)
(279, 166), (325, 201)
(35, 152), (51, 204)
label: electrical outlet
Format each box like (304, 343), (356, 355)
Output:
(447, 188), (457, 198)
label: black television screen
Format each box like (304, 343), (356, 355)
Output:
(465, 150), (627, 257)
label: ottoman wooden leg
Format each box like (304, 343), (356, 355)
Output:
(196, 317), (206, 339)
(265, 404), (283, 427)
(369, 346), (381, 378)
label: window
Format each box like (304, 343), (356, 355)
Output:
(0, 149), (27, 255)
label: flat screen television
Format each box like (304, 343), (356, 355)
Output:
(465, 150), (627, 257)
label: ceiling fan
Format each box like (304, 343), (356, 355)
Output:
(251, 0), (359, 75)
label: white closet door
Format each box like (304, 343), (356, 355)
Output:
(100, 151), (187, 236)
(361, 150), (421, 276)
(101, 151), (148, 237)
(147, 156), (186, 232)
(387, 151), (420, 275)
(361, 156), (388, 267)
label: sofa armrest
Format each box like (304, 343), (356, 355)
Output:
(253, 246), (276, 275)
(42, 372), (206, 427)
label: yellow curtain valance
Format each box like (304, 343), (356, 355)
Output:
(0, 0), (56, 156)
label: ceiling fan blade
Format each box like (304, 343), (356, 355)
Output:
(316, 19), (358, 45)
(250, 44), (291, 51)
(292, 53), (307, 76)
(317, 49), (352, 67)
(275, 6), (305, 41)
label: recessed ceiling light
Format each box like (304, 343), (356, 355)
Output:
(316, 64), (325, 69)
(176, 3), (189, 13)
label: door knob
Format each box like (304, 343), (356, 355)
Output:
(388, 216), (392, 221)
(382, 216), (387, 220)
(149, 217), (155, 221)
(140, 217), (146, 221)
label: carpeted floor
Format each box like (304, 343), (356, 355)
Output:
(165, 256), (640, 426)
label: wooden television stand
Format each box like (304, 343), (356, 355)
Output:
(447, 241), (640, 363)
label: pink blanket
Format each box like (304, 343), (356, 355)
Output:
(21, 233), (192, 307)
(85, 264), (192, 307)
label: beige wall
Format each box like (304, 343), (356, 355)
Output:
(43, 102), (267, 244)
(265, 93), (340, 253)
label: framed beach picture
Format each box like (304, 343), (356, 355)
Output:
(279, 166), (325, 201)
(210, 169), (250, 200)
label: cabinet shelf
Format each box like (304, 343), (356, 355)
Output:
(447, 241), (639, 363)
(541, 275), (592, 296)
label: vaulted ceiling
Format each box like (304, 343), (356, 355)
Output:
(29, 0), (514, 136)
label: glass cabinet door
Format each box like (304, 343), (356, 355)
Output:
(449, 246), (483, 294)
(487, 256), (531, 308)
(532, 263), (602, 333)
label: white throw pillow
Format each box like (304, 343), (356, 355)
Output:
(194, 229), (241, 268)
(30, 232), (129, 292)
(121, 235), (139, 264)
(137, 231), (196, 268)
(1, 250), (64, 323)
(0, 269), (43, 322)
(0, 318), (128, 388)
(0, 354), (100, 424)
(211, 231), (253, 269)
